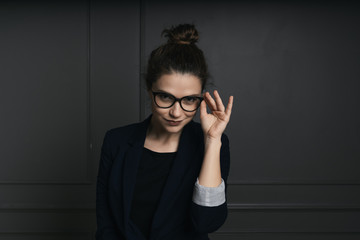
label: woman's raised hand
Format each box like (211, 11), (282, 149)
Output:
(200, 90), (233, 141)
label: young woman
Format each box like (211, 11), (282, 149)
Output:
(96, 24), (233, 240)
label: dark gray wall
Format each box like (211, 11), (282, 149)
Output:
(0, 1), (139, 239)
(0, 1), (359, 239)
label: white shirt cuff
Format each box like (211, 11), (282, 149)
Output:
(192, 178), (226, 207)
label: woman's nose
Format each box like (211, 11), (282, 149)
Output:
(169, 101), (182, 117)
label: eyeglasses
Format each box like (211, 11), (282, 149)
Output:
(152, 91), (204, 112)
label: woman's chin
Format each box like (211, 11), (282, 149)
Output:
(163, 124), (183, 134)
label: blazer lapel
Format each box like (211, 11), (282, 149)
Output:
(122, 116), (150, 223)
(151, 121), (201, 230)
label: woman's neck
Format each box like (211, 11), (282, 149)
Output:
(144, 120), (182, 152)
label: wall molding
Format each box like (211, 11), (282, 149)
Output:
(228, 203), (360, 210)
(0, 181), (94, 185)
(228, 180), (360, 185)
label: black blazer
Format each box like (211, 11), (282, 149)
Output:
(96, 115), (230, 240)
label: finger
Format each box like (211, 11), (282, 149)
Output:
(204, 92), (217, 111)
(225, 95), (234, 116)
(213, 90), (225, 112)
(199, 99), (207, 118)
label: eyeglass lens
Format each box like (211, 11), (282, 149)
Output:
(154, 93), (201, 111)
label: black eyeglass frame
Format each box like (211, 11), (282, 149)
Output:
(151, 91), (204, 112)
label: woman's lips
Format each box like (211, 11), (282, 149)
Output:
(165, 119), (182, 126)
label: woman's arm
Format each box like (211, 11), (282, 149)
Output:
(191, 134), (230, 233)
(190, 90), (233, 233)
(198, 137), (222, 187)
(198, 90), (233, 187)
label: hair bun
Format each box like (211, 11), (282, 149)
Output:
(162, 24), (199, 45)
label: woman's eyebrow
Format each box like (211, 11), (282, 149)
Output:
(153, 89), (174, 96)
(154, 89), (202, 97)
(153, 89), (169, 93)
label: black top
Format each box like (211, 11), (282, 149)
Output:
(130, 147), (176, 239)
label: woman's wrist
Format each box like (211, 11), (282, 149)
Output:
(204, 135), (222, 147)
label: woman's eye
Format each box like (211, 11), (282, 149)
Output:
(159, 93), (172, 100)
(183, 97), (197, 104)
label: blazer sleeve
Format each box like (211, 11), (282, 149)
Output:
(95, 131), (124, 240)
(190, 133), (230, 233)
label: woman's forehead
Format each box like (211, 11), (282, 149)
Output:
(154, 73), (202, 96)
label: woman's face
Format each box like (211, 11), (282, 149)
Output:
(149, 72), (202, 135)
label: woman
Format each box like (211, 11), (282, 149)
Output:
(96, 24), (233, 240)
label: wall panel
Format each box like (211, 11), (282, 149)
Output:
(0, 1), (89, 183)
(0, 0), (140, 239)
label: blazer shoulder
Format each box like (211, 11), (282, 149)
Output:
(188, 120), (202, 133)
(186, 121), (204, 141)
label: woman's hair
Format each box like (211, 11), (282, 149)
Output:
(145, 24), (209, 91)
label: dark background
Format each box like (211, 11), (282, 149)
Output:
(0, 0), (359, 239)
